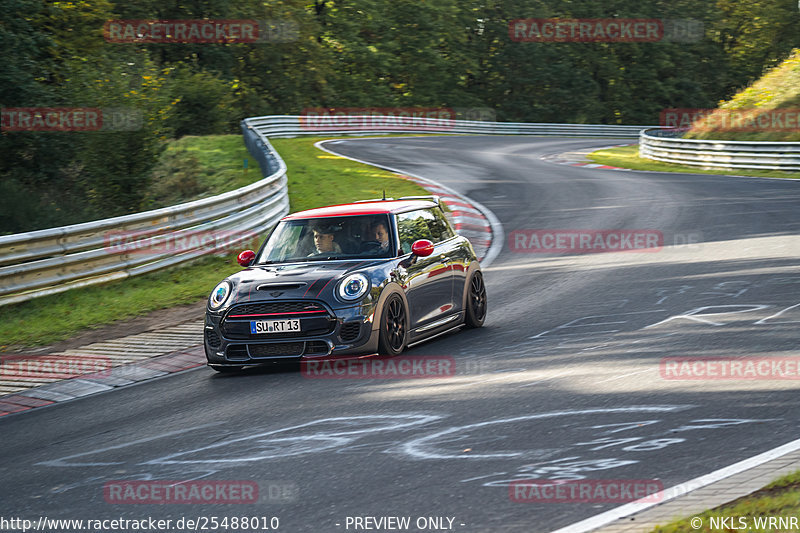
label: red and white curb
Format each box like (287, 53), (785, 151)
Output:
(314, 138), (503, 267)
(0, 323), (205, 415)
(398, 174), (494, 261)
(541, 144), (633, 171)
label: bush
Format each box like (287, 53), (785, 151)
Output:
(167, 69), (236, 138)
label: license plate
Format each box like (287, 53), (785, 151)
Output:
(250, 319), (301, 334)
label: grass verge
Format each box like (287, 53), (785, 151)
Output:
(142, 135), (254, 209)
(651, 470), (800, 532)
(0, 135), (428, 350)
(271, 136), (430, 212)
(588, 145), (800, 180)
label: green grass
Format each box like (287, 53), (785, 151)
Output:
(588, 145), (800, 180)
(651, 470), (800, 532)
(685, 48), (800, 141)
(0, 135), (428, 350)
(272, 136), (430, 212)
(142, 135), (255, 208)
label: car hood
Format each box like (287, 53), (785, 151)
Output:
(225, 260), (385, 303)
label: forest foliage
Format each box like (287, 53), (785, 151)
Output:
(1, 0), (798, 232)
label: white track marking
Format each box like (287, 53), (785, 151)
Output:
(401, 406), (690, 460)
(550, 435), (800, 533)
(645, 305), (771, 328)
(145, 414), (441, 465)
(594, 368), (652, 384)
(36, 423), (221, 467)
(755, 302), (800, 324)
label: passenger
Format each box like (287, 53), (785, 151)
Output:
(309, 226), (342, 255)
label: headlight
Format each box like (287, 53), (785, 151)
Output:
(337, 273), (370, 301)
(209, 280), (232, 309)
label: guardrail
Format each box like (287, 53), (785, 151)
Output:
(0, 124), (290, 307)
(1, 115), (652, 307)
(246, 114), (651, 138)
(640, 128), (800, 171)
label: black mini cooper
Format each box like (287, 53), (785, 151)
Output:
(204, 197), (487, 372)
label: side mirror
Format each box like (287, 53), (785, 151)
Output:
(237, 250), (256, 267)
(411, 239), (434, 257)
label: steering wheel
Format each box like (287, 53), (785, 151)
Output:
(360, 241), (383, 253)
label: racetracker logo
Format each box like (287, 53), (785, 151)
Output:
(0, 355), (111, 379)
(103, 19), (298, 43)
(103, 229), (259, 257)
(661, 357), (800, 380)
(509, 479), (663, 503)
(104, 481), (258, 504)
(300, 108), (456, 131)
(509, 230), (663, 253)
(301, 355), (456, 379)
(509, 19), (663, 42)
(1, 107), (142, 132)
(661, 108), (800, 132)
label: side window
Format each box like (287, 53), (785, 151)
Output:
(396, 209), (434, 254)
(428, 207), (455, 242)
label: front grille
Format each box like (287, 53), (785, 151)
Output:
(228, 301), (326, 317)
(227, 345), (249, 360)
(339, 322), (361, 342)
(225, 341), (331, 361)
(222, 300), (334, 340)
(221, 317), (334, 340)
(305, 341), (330, 355)
(248, 342), (305, 358)
(205, 328), (221, 348)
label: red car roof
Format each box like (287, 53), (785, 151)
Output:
(282, 199), (437, 220)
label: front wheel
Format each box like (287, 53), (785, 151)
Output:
(464, 271), (487, 328)
(378, 294), (407, 356)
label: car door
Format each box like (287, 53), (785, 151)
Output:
(427, 206), (466, 314)
(394, 209), (454, 332)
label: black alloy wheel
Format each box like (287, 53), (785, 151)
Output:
(465, 271), (487, 328)
(378, 294), (407, 355)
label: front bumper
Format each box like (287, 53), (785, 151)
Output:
(204, 300), (378, 365)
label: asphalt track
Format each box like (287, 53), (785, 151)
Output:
(2, 136), (799, 533)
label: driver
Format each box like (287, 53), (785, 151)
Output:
(368, 221), (391, 252)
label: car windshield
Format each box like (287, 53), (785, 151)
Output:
(257, 214), (394, 263)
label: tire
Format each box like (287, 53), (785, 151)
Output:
(378, 294), (408, 356)
(209, 365), (243, 373)
(464, 271), (487, 328)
